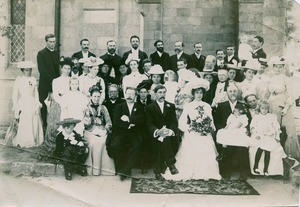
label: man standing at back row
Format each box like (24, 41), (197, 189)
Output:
(123, 35), (148, 74)
(150, 40), (170, 71)
(170, 41), (191, 72)
(190, 42), (206, 72)
(37, 34), (60, 130)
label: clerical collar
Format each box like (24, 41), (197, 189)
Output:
(46, 47), (54, 52)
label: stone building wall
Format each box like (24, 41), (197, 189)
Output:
(0, 0), (291, 125)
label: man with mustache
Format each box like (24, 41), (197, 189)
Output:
(149, 40), (170, 71)
(145, 84), (179, 180)
(123, 35), (148, 74)
(100, 40), (123, 78)
(170, 41), (192, 72)
(72, 39), (96, 74)
(190, 42), (206, 72)
(110, 87), (144, 180)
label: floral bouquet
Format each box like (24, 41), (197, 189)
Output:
(188, 105), (214, 136)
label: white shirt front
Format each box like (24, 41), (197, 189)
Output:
(157, 51), (163, 57)
(82, 51), (89, 59)
(229, 100), (237, 112)
(156, 100), (164, 114)
(195, 52), (201, 59)
(127, 102), (134, 115)
(131, 48), (139, 60)
(177, 51), (183, 59)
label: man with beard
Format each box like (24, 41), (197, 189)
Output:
(100, 40), (123, 78)
(190, 42), (206, 72)
(145, 85), (179, 180)
(110, 87), (144, 180)
(170, 41), (191, 72)
(150, 40), (170, 71)
(103, 84), (124, 120)
(123, 35), (148, 74)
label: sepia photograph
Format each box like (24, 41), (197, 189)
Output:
(0, 0), (300, 206)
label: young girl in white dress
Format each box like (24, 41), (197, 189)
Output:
(164, 70), (180, 104)
(251, 101), (282, 175)
(217, 103), (250, 151)
(60, 77), (89, 135)
(12, 61), (44, 147)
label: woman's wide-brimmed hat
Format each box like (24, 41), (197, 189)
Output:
(243, 59), (260, 71)
(137, 79), (153, 91)
(181, 69), (198, 82)
(268, 56), (286, 66)
(17, 61), (36, 69)
(227, 64), (243, 71)
(185, 77), (210, 93)
(148, 65), (165, 75)
(56, 118), (81, 125)
(60, 57), (74, 67)
(258, 58), (268, 67)
(85, 57), (104, 67)
(200, 67), (217, 78)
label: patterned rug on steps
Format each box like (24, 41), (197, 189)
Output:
(130, 178), (260, 195)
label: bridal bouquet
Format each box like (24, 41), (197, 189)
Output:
(188, 105), (214, 136)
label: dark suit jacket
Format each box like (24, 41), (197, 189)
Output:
(190, 53), (206, 72)
(214, 101), (242, 131)
(145, 101), (178, 139)
(224, 55), (239, 65)
(103, 98), (125, 121)
(112, 102), (144, 135)
(71, 51), (96, 60)
(37, 47), (60, 94)
(136, 95), (153, 109)
(55, 130), (86, 158)
(122, 49), (148, 74)
(252, 48), (267, 59)
(150, 51), (170, 71)
(100, 53), (123, 77)
(170, 52), (192, 72)
(214, 100), (251, 131)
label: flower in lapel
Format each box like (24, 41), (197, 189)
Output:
(133, 108), (137, 112)
(166, 104), (170, 107)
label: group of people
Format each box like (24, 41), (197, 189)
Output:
(8, 32), (300, 181)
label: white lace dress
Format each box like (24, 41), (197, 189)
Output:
(163, 100), (221, 181)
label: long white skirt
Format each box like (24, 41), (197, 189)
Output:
(163, 132), (221, 181)
(84, 131), (115, 176)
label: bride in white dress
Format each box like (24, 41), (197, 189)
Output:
(163, 79), (221, 181)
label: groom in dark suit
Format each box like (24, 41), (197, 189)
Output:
(110, 87), (144, 180)
(145, 84), (179, 180)
(214, 84), (251, 181)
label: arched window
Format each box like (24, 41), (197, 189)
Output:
(10, 0), (26, 62)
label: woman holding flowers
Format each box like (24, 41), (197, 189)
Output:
(163, 79), (221, 181)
